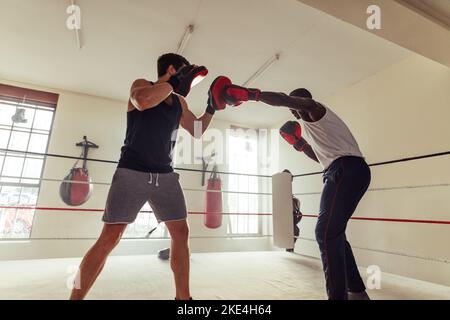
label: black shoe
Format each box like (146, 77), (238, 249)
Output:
(348, 291), (370, 300)
(286, 248), (294, 253)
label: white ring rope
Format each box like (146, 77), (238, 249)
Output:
(183, 188), (272, 196)
(4, 176), (448, 197)
(295, 237), (449, 264)
(294, 183), (450, 196)
(1, 175), (271, 196)
(11, 234), (446, 264)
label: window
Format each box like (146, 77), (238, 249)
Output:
(227, 126), (260, 235)
(0, 84), (58, 239)
(123, 203), (167, 239)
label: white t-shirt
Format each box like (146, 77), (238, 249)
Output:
(301, 105), (363, 170)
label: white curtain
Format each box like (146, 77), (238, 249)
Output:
(227, 127), (260, 235)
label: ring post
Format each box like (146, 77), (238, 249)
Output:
(272, 172), (294, 249)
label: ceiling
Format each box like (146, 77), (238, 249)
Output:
(0, 0), (410, 127)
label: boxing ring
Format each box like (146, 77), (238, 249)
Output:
(0, 147), (449, 299)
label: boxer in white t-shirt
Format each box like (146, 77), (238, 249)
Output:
(222, 85), (371, 300)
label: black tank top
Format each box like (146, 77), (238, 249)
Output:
(118, 90), (182, 173)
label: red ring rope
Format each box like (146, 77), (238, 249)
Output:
(0, 206), (449, 225)
(0, 206), (272, 216)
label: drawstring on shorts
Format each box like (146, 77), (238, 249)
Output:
(148, 173), (160, 187)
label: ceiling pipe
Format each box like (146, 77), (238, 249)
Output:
(243, 53), (281, 87)
(177, 25), (195, 55)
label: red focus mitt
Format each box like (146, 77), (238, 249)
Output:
(279, 121), (307, 152)
(168, 65), (208, 97)
(207, 76), (232, 113)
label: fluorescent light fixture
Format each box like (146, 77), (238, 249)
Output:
(177, 25), (195, 54)
(243, 53), (281, 87)
(70, 0), (82, 50)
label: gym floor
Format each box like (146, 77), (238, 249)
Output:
(1, 252), (449, 300)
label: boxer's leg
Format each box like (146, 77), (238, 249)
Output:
(70, 224), (126, 300)
(316, 160), (348, 300)
(148, 172), (190, 300)
(316, 157), (371, 300)
(166, 220), (190, 300)
(70, 168), (149, 300)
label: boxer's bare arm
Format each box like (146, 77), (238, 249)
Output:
(259, 91), (326, 122)
(128, 79), (173, 111)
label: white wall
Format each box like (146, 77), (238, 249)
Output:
(0, 80), (274, 260)
(275, 54), (450, 286)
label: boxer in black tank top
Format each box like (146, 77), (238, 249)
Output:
(118, 81), (182, 173)
(71, 54), (215, 301)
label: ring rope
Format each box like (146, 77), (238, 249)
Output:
(0, 235), (273, 242)
(1, 175), (272, 195)
(296, 237), (450, 264)
(3, 175), (448, 197)
(0, 206), (272, 216)
(301, 214), (450, 225)
(293, 150), (450, 178)
(3, 234), (447, 264)
(1, 175), (111, 186)
(1, 148), (449, 179)
(1, 206), (449, 225)
(293, 182), (450, 196)
(0, 148), (271, 178)
(183, 188), (272, 196)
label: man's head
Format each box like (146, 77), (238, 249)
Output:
(289, 88), (313, 120)
(289, 88), (312, 99)
(157, 53), (190, 78)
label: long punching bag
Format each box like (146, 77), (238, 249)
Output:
(204, 166), (223, 229)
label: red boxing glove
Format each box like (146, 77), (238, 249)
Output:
(168, 65), (208, 97)
(280, 121), (307, 152)
(223, 84), (261, 106)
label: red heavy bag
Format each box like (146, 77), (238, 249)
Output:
(60, 167), (93, 206)
(204, 168), (223, 229)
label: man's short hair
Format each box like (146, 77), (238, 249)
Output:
(157, 53), (190, 77)
(289, 88), (313, 99)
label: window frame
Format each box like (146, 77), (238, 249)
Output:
(0, 85), (58, 239)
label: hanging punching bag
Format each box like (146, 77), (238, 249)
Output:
(60, 167), (93, 206)
(204, 168), (223, 229)
(59, 136), (98, 206)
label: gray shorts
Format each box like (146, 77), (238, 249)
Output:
(102, 168), (187, 224)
